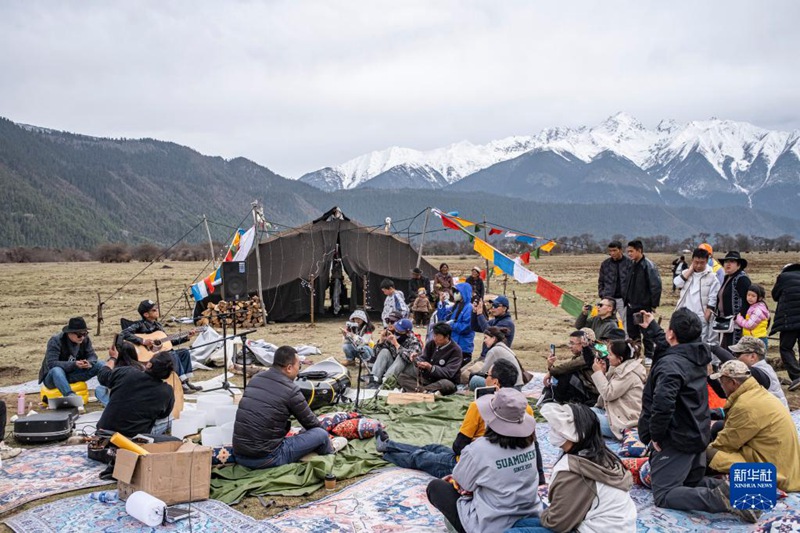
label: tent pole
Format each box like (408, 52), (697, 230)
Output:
(483, 216), (490, 293)
(203, 214), (216, 270)
(310, 275), (315, 324)
(155, 280), (161, 316)
(363, 274), (368, 310)
(416, 207), (431, 269)
(96, 292), (104, 336)
(251, 202), (268, 327)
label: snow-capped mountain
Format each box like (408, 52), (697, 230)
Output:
(299, 113), (800, 209)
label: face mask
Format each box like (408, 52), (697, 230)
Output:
(453, 293), (462, 302)
(548, 431), (567, 448)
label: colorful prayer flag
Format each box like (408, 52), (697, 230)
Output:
(489, 228), (502, 236)
(512, 258), (538, 284)
(474, 239), (494, 261)
(539, 240), (557, 253)
(441, 216), (461, 230)
(532, 248), (540, 260)
(480, 269), (487, 280)
(560, 292), (585, 318)
(520, 251), (531, 264)
(493, 253), (515, 276)
(536, 277), (564, 306)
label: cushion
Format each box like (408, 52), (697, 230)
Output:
(638, 459), (652, 489)
(318, 411), (360, 433)
(330, 417), (384, 440)
(619, 428), (648, 458)
(211, 445), (236, 466)
(620, 457), (649, 486)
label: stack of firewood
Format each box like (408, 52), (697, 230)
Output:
(196, 296), (265, 328)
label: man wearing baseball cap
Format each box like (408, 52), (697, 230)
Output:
(707, 360), (800, 492)
(367, 317), (422, 388)
(728, 337), (788, 408)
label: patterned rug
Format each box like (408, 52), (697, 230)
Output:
(267, 467), (445, 533)
(0, 377), (100, 395)
(0, 445), (112, 516)
(4, 492), (278, 533)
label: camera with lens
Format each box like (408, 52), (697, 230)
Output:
(345, 321), (360, 333)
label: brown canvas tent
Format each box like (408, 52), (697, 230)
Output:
(231, 207), (437, 322)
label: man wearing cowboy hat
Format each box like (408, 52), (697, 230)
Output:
(38, 317), (103, 400)
(407, 267), (431, 305)
(716, 251), (751, 350)
(466, 266), (485, 304)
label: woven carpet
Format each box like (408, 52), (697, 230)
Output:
(4, 492), (279, 533)
(267, 467), (444, 532)
(0, 445), (112, 516)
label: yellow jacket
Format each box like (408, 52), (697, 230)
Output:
(710, 377), (800, 491)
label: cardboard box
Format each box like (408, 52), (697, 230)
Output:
(113, 441), (212, 505)
(386, 392), (435, 405)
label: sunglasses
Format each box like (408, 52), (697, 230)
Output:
(73, 332), (88, 338)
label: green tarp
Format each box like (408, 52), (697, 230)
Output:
(209, 395), (472, 503)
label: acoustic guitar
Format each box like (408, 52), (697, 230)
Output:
(133, 327), (206, 362)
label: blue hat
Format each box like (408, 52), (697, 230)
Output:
(394, 318), (413, 333)
(492, 295), (510, 308)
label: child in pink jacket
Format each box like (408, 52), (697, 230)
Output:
(736, 283), (770, 348)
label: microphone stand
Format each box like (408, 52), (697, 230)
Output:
(201, 309), (253, 396)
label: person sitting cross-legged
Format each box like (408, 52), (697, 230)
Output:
(706, 360), (800, 492)
(233, 346), (347, 469)
(367, 318), (422, 388)
(39, 317), (104, 402)
(395, 321), (462, 395)
(589, 339), (646, 440)
(426, 388), (542, 533)
(375, 359), (544, 484)
(542, 330), (599, 405)
(468, 327), (523, 391)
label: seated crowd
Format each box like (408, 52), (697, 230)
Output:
(8, 252), (799, 533)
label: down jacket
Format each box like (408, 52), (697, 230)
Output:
(233, 367), (321, 459)
(772, 263), (800, 333)
(438, 282), (475, 356)
(591, 359), (647, 439)
(598, 256), (632, 299)
(623, 256), (662, 310)
(638, 321), (711, 453)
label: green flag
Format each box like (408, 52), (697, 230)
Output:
(532, 248), (540, 260)
(560, 292), (584, 318)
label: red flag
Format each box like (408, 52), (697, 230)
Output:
(489, 228), (502, 236)
(441, 216), (461, 230)
(520, 251), (531, 264)
(479, 269), (486, 280)
(536, 277), (564, 307)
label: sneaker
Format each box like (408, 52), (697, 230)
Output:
(788, 377), (800, 392)
(182, 382), (193, 394)
(331, 436), (348, 454)
(713, 483), (762, 524)
(343, 360), (355, 367)
(374, 428), (390, 453)
(0, 442), (22, 461)
(186, 382), (203, 391)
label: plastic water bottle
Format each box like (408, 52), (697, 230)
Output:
(17, 392), (25, 416)
(90, 491), (119, 503)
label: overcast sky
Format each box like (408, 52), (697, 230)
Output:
(1, 1), (798, 178)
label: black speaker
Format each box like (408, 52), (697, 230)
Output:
(222, 261), (248, 301)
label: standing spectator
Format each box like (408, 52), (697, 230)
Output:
(716, 252), (751, 350)
(411, 287), (433, 327)
(671, 254), (688, 293)
(707, 360), (800, 492)
(575, 298), (619, 341)
(674, 248), (720, 346)
(380, 279), (408, 327)
(467, 267), (485, 304)
(407, 267), (430, 306)
(598, 241), (632, 329)
(437, 282), (475, 365)
(434, 263), (454, 300)
(623, 240), (662, 363)
(735, 283), (770, 348)
(699, 243), (725, 285)
(637, 308), (760, 523)
(590, 339), (647, 440)
(772, 264), (800, 391)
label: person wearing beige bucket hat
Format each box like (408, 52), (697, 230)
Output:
(508, 403), (637, 532)
(426, 388), (541, 533)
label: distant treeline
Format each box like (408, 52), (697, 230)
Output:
(1, 232), (798, 264)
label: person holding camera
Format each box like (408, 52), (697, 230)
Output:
(394, 321), (462, 395)
(542, 330), (599, 405)
(575, 299), (618, 342)
(367, 318), (422, 388)
(589, 340), (646, 440)
(341, 310), (375, 367)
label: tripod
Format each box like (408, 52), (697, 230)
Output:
(201, 308), (256, 395)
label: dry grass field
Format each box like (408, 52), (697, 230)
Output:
(1, 251), (799, 524)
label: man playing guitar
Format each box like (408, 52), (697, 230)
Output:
(121, 300), (202, 394)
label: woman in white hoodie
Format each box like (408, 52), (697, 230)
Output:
(507, 403), (637, 533)
(589, 339), (647, 440)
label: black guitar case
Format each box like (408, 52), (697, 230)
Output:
(14, 408), (78, 444)
(296, 359), (351, 410)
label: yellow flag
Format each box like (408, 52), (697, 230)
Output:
(474, 238), (494, 261)
(453, 216), (476, 227)
(493, 266), (503, 276)
(539, 240), (557, 253)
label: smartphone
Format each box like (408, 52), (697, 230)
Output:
(633, 312), (644, 326)
(474, 386), (496, 400)
(549, 343), (556, 357)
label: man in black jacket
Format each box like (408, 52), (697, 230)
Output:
(39, 317), (103, 400)
(772, 264), (800, 390)
(97, 351), (175, 437)
(233, 346), (346, 469)
(638, 308), (759, 523)
(407, 268), (431, 305)
(598, 241), (632, 329)
(395, 321), (462, 395)
(623, 240), (662, 362)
